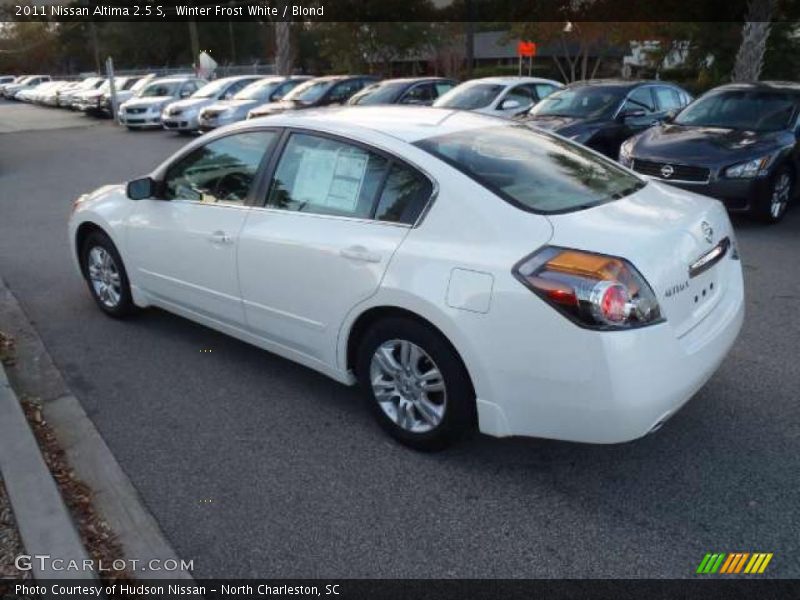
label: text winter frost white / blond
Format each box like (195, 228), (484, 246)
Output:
(174, 4), (324, 16)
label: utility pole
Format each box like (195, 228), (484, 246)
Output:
(88, 21), (101, 73)
(228, 2), (237, 63)
(188, 21), (200, 73)
(464, 0), (474, 79)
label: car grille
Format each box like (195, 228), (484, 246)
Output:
(632, 159), (710, 183)
(126, 107), (147, 115)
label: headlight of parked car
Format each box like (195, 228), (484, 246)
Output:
(724, 155), (773, 179)
(618, 138), (635, 164)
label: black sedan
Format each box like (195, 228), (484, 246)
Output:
(247, 75), (379, 119)
(348, 77), (457, 106)
(620, 82), (800, 223)
(521, 80), (692, 158)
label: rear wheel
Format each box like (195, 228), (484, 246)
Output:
(356, 317), (475, 451)
(80, 231), (135, 318)
(759, 166), (794, 223)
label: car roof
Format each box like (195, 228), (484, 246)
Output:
(461, 76), (562, 86)
(242, 105), (506, 143)
(708, 81), (800, 94)
(564, 79), (669, 90)
(148, 76), (198, 84)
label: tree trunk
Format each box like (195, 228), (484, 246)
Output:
(275, 21), (292, 75)
(732, 0), (776, 82)
(551, 55), (569, 82)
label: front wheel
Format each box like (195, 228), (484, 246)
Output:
(356, 317), (476, 451)
(759, 166), (794, 223)
(80, 231), (136, 318)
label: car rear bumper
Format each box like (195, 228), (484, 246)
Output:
(469, 256), (744, 443)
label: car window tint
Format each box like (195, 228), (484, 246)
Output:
(164, 131), (276, 206)
(416, 125), (644, 214)
(434, 82), (455, 97)
(329, 80), (361, 103)
(535, 84), (558, 100)
(374, 163), (432, 224)
(622, 87), (656, 113)
(654, 87), (682, 110)
(401, 83), (435, 104)
(267, 133), (388, 219)
(504, 85), (535, 108)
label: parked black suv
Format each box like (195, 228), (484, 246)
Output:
(520, 80), (692, 158)
(620, 81), (800, 223)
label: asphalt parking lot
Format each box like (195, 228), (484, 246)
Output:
(0, 101), (798, 579)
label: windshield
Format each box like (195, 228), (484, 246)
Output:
(530, 86), (625, 119)
(234, 79), (280, 101)
(435, 83), (505, 110)
(416, 125), (644, 214)
(675, 90), (797, 132)
(192, 79), (230, 98)
(131, 77), (153, 93)
(352, 82), (405, 105)
(286, 80), (331, 104)
(140, 82), (178, 98)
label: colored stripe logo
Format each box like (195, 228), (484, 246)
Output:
(696, 552), (773, 574)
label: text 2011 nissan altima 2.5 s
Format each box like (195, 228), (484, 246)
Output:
(68, 107), (744, 450)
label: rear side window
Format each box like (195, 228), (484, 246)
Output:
(374, 164), (433, 224)
(416, 125), (644, 214)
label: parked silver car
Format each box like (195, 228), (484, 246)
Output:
(118, 76), (206, 129)
(197, 76), (311, 131)
(58, 77), (103, 108)
(3, 75), (51, 99)
(160, 75), (265, 133)
(103, 74), (155, 115)
(76, 76), (142, 115)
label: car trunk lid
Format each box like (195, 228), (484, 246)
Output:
(545, 181), (736, 338)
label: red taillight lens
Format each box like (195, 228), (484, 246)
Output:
(513, 247), (663, 330)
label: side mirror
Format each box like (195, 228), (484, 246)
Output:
(619, 108), (647, 121)
(180, 89), (191, 98)
(663, 110), (678, 124)
(127, 177), (155, 200)
(500, 98), (522, 111)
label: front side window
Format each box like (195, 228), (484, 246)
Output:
(400, 83), (435, 105)
(328, 80), (362, 103)
(266, 134), (388, 219)
(535, 84), (558, 100)
(140, 82), (178, 98)
(416, 125), (644, 214)
(164, 131), (277, 206)
(434, 82), (455, 97)
(654, 87), (682, 111)
(621, 87), (656, 114)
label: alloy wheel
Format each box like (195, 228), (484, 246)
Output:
(369, 339), (447, 433)
(87, 246), (122, 308)
(770, 172), (792, 220)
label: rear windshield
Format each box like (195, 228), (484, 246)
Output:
(415, 125), (645, 214)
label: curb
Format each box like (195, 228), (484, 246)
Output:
(0, 363), (96, 581)
(0, 277), (193, 581)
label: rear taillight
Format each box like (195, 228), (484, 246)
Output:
(513, 247), (663, 330)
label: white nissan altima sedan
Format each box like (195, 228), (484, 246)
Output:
(68, 107), (744, 450)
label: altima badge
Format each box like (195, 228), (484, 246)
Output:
(701, 221), (714, 244)
(660, 164), (674, 178)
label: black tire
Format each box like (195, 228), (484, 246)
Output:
(758, 166), (794, 224)
(80, 231), (136, 318)
(356, 317), (476, 451)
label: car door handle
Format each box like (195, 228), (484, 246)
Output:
(340, 246), (381, 263)
(209, 231), (233, 245)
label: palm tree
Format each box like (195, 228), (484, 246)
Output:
(732, 0), (777, 81)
